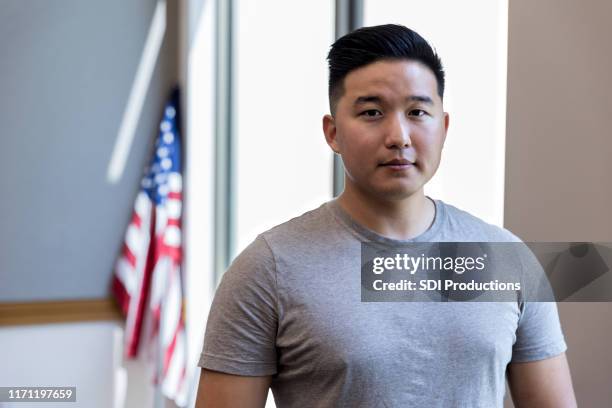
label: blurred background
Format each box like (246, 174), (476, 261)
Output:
(0, 0), (611, 407)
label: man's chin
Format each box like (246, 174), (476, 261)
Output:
(345, 176), (425, 201)
(382, 190), (421, 201)
(371, 184), (424, 201)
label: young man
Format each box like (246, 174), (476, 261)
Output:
(195, 24), (577, 407)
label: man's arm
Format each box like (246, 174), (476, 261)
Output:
(507, 353), (577, 408)
(195, 368), (271, 408)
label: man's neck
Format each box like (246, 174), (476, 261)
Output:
(336, 185), (436, 240)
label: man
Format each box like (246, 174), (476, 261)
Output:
(195, 24), (577, 407)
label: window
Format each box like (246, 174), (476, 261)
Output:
(365, 0), (509, 225)
(234, 0), (335, 254)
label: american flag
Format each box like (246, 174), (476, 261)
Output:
(112, 89), (188, 406)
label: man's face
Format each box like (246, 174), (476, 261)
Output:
(323, 59), (449, 201)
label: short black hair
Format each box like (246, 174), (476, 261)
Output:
(326, 24), (445, 116)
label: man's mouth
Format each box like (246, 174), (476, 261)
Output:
(379, 158), (416, 169)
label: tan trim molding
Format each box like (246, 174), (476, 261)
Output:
(0, 298), (123, 326)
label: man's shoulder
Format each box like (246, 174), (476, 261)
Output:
(227, 202), (334, 278)
(438, 199), (522, 242)
(258, 200), (336, 247)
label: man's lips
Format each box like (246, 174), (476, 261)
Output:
(379, 158), (416, 169)
(381, 158), (414, 166)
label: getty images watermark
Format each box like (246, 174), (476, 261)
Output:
(361, 242), (612, 302)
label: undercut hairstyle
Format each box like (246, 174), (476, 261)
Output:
(326, 24), (445, 116)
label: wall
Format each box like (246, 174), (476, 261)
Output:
(0, 0), (177, 301)
(0, 322), (121, 408)
(504, 0), (612, 406)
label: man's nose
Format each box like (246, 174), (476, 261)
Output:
(384, 113), (412, 149)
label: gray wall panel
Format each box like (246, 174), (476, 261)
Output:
(505, 0), (612, 406)
(0, 0), (178, 301)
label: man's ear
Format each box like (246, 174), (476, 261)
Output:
(322, 114), (340, 154)
(442, 112), (450, 145)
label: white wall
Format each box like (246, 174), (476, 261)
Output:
(0, 322), (121, 408)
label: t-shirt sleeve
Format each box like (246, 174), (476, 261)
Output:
(511, 301), (567, 363)
(510, 239), (567, 363)
(198, 234), (278, 376)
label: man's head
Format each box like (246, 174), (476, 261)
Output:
(322, 24), (449, 202)
(327, 24), (445, 117)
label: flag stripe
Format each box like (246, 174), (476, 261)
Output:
(111, 276), (131, 315)
(122, 243), (138, 268)
(131, 211), (142, 229)
(126, 210), (156, 357)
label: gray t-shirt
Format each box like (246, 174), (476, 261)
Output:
(198, 197), (567, 407)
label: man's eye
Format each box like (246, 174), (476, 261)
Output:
(360, 110), (382, 118)
(409, 109), (428, 117)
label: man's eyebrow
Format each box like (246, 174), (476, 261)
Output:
(353, 95), (434, 106)
(407, 95), (434, 105)
(353, 95), (383, 106)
